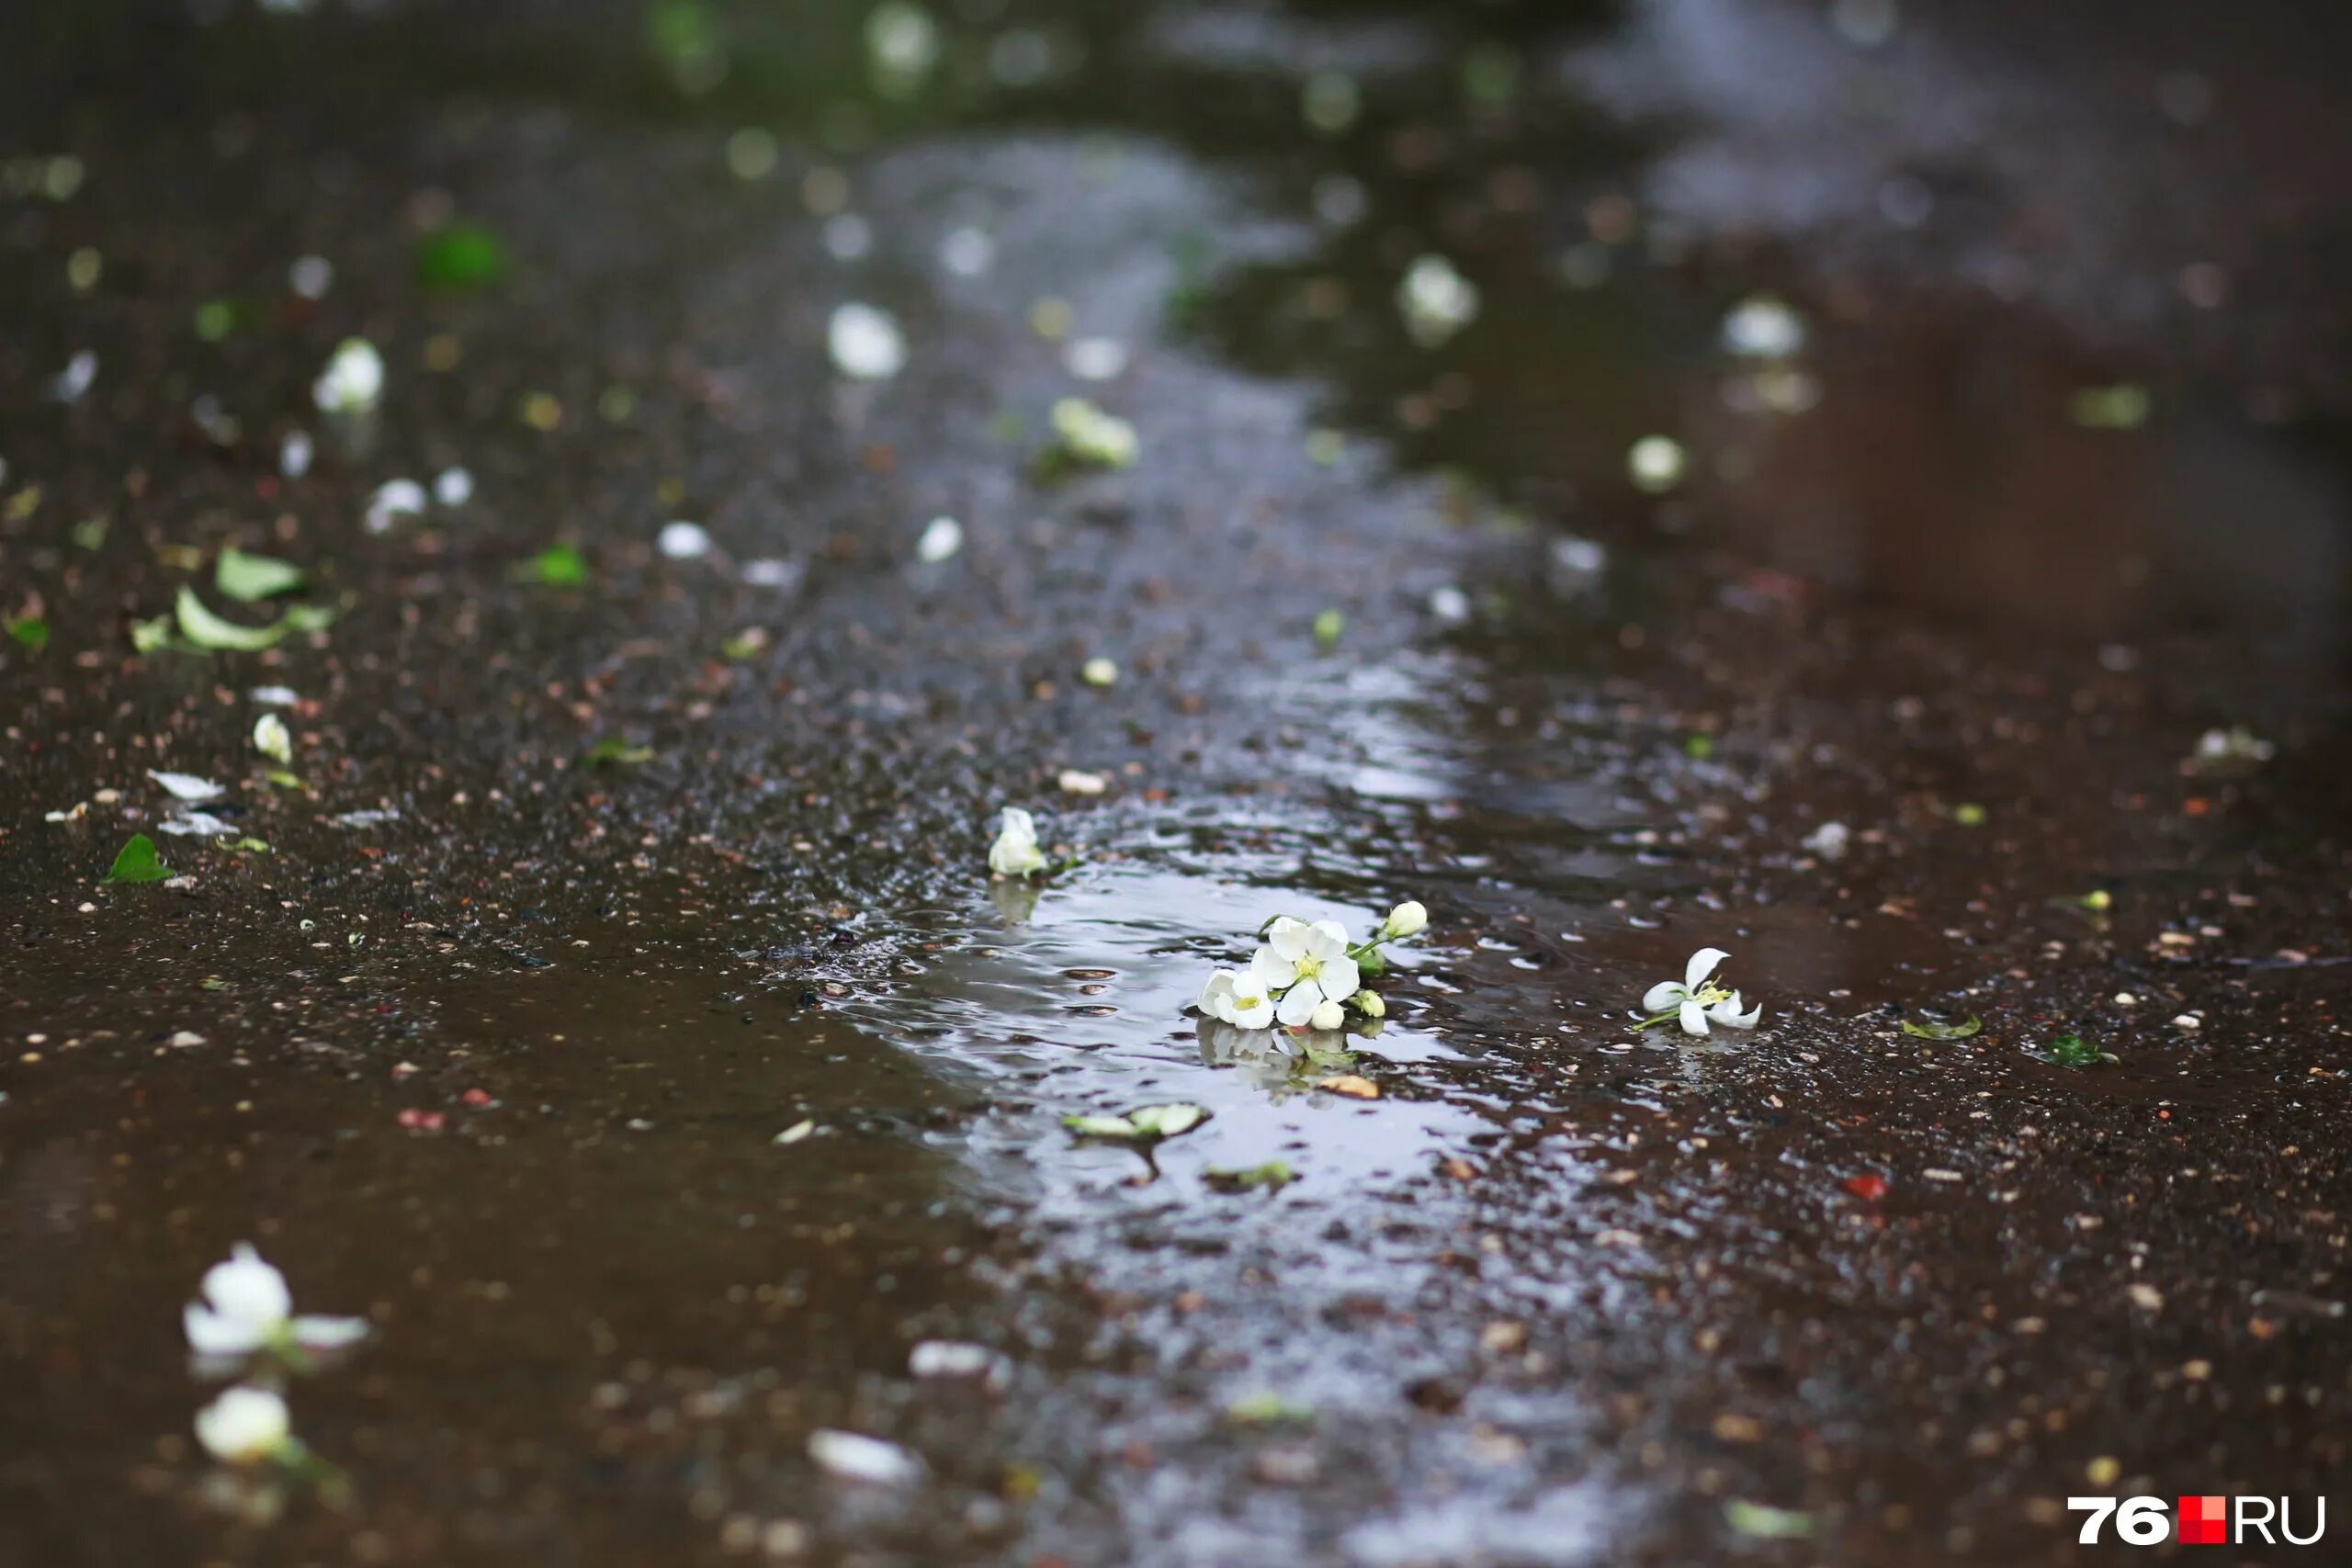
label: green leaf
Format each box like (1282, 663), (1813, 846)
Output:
(1312, 608), (1344, 649)
(519, 544), (589, 587)
(1205, 1160), (1295, 1192)
(5, 615), (47, 651)
(1724, 1500), (1815, 1540)
(216, 547), (307, 602)
(583, 736), (654, 768)
(1062, 1103), (1208, 1142)
(1352, 946), (1387, 978)
(2044, 1033), (2118, 1068)
(1682, 734), (1715, 761)
(415, 221), (508, 290)
(280, 603), (338, 632)
(129, 614), (172, 654)
(175, 586), (285, 651)
(1900, 1015), (1982, 1041)
(107, 833), (170, 884)
(1226, 1392), (1315, 1427)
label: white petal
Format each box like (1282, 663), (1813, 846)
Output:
(1248, 946), (1296, 994)
(288, 1314), (371, 1349)
(185, 1304), (264, 1358)
(1268, 918), (1311, 962)
(808, 1429), (920, 1484)
(1230, 991), (1276, 1030)
(1683, 947), (1730, 991)
(1319, 954), (1361, 1001)
(1641, 981), (1686, 1014)
(1679, 998), (1709, 1036)
(1196, 969), (1238, 1016)
(1276, 985), (1321, 1028)
(1304, 920), (1351, 960)
(202, 1246), (292, 1329)
(1709, 995), (1762, 1030)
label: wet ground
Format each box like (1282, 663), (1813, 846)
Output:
(4, 1), (2351, 1563)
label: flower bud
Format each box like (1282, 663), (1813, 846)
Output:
(1352, 989), (1385, 1019)
(1380, 900), (1427, 940)
(196, 1386), (290, 1464)
(1308, 998), (1345, 1032)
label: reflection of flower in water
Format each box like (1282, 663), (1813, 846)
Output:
(1196, 1019), (1355, 1098)
(987, 876), (1042, 927)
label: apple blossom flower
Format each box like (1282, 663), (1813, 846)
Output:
(1639, 947), (1762, 1036)
(1197, 968), (1276, 1030)
(1379, 900), (1427, 941)
(312, 338), (383, 415)
(185, 1243), (368, 1361)
(1249, 917), (1362, 1029)
(988, 807), (1046, 879)
(1308, 998), (1345, 1032)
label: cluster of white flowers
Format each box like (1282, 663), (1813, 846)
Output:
(1197, 902), (1424, 1033)
(186, 1244), (367, 1477)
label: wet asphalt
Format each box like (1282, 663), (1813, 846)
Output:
(3, 2), (2350, 1564)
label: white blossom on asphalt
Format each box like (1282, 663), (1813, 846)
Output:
(1640, 948), (1762, 1036)
(185, 1243), (369, 1359)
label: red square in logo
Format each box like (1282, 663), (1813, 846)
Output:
(2177, 1495), (2228, 1545)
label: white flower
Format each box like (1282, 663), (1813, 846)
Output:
(185, 1243), (369, 1359)
(196, 1386), (290, 1464)
(1308, 998), (1345, 1032)
(365, 478), (427, 534)
(253, 714), (292, 764)
(1196, 968), (1275, 1030)
(1628, 435), (1687, 494)
(808, 1428), (921, 1485)
(915, 515), (963, 563)
(658, 520), (711, 559)
(1249, 918), (1363, 1029)
(1398, 254), (1479, 347)
(1721, 295), (1806, 359)
(828, 303), (906, 380)
(1379, 900), (1427, 941)
(312, 338), (383, 415)
(988, 807), (1046, 879)
(1640, 947), (1762, 1036)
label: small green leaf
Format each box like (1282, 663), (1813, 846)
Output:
(2044, 1033), (2118, 1068)
(1205, 1161), (1295, 1192)
(415, 221), (508, 290)
(583, 736), (654, 768)
(5, 615), (47, 651)
(216, 547), (307, 602)
(175, 586), (285, 651)
(193, 298), (249, 343)
(107, 833), (170, 884)
(280, 603), (338, 632)
(720, 628), (768, 660)
(70, 515), (107, 550)
(130, 614), (172, 653)
(1312, 608), (1344, 649)
(1953, 802), (1989, 827)
(1063, 1103), (1208, 1142)
(1724, 1499), (1815, 1540)
(519, 544), (589, 587)
(1226, 1392), (1315, 1427)
(1901, 1015), (1982, 1041)
(1682, 734), (1715, 761)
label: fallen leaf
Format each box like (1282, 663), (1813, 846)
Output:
(106, 833), (170, 885)
(1315, 1075), (1379, 1099)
